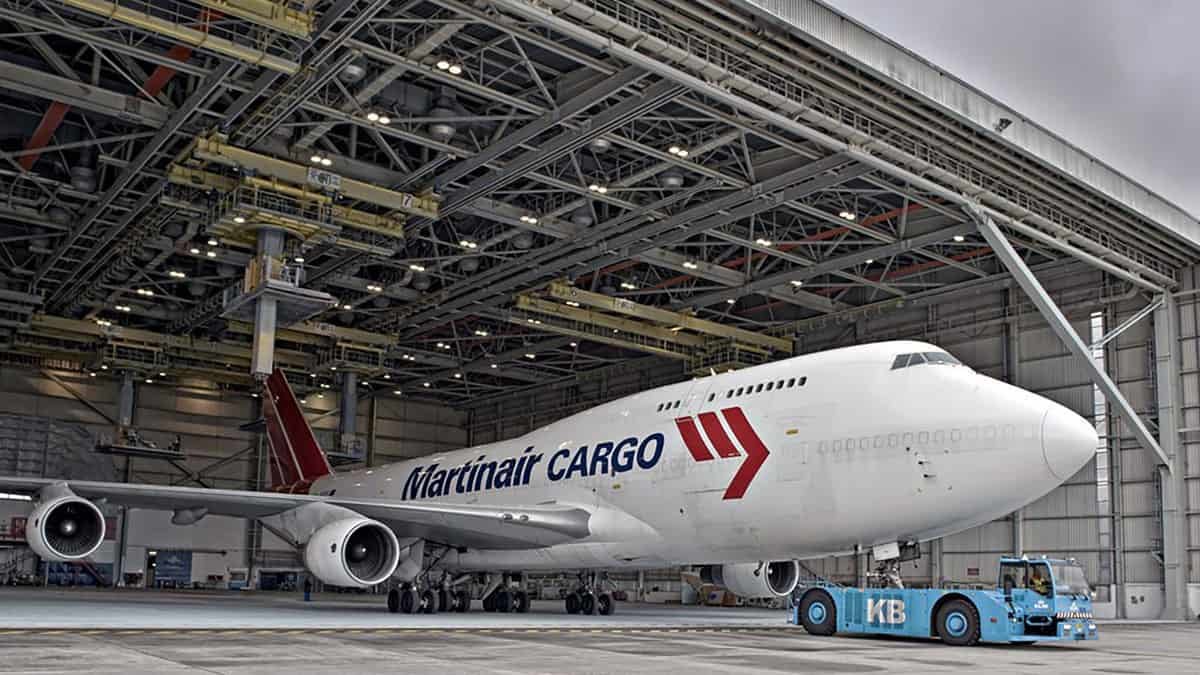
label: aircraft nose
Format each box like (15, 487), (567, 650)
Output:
(1041, 405), (1098, 481)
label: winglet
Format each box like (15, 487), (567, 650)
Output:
(263, 369), (333, 493)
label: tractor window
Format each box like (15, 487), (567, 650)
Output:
(1050, 562), (1091, 597)
(999, 561), (1027, 592)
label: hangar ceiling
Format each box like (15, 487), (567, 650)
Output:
(0, 0), (1196, 402)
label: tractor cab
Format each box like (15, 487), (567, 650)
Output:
(997, 556), (1095, 639)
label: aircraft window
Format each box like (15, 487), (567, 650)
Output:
(906, 353), (926, 367)
(656, 403), (663, 412)
(673, 401), (681, 409)
(708, 393), (715, 402)
(755, 384), (764, 393)
(787, 378), (796, 387)
(924, 352), (962, 365)
(799, 376), (807, 386)
(777, 379), (784, 388)
(727, 389), (734, 398)
(766, 382), (774, 391)
(891, 355), (908, 369)
(736, 387), (744, 396)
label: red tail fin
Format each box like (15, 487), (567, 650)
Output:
(263, 369), (333, 493)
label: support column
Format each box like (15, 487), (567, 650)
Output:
(1004, 288), (1024, 556)
(250, 228), (285, 377)
(971, 211), (1171, 469)
(338, 371), (358, 456)
(365, 393), (378, 467)
(1154, 293), (1189, 619)
(113, 372), (135, 586)
(929, 538), (944, 589)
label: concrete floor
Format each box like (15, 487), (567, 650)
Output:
(1, 588), (1197, 674)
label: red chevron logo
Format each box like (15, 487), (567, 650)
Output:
(674, 407), (770, 500)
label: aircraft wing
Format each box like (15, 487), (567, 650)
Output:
(0, 476), (591, 549)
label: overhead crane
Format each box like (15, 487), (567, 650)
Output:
(166, 131), (441, 377)
(512, 280), (793, 374)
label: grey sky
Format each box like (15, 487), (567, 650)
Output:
(824, 0), (1200, 218)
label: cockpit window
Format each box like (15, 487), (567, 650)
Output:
(892, 351), (961, 369)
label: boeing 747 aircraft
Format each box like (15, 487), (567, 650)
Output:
(0, 340), (1096, 615)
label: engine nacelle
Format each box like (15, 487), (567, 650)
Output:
(303, 518), (400, 588)
(27, 488), (105, 561)
(699, 560), (800, 598)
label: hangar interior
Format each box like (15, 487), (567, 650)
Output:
(0, 0), (1196, 621)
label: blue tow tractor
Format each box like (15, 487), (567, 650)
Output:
(790, 556), (1098, 646)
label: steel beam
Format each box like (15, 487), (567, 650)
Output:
(971, 209), (1171, 470)
(1091, 296), (1164, 351)
(1153, 293), (1188, 619)
(0, 59), (169, 126)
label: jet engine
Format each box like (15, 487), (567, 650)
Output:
(699, 560), (800, 598)
(26, 488), (106, 561)
(303, 518), (400, 588)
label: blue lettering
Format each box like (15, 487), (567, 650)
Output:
(611, 438), (638, 474)
(637, 433), (664, 470)
(547, 448), (571, 480)
(590, 442), (613, 477)
(565, 445), (590, 479)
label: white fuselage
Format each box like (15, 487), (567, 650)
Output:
(309, 340), (1097, 570)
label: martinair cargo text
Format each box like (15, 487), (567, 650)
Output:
(0, 341), (1097, 615)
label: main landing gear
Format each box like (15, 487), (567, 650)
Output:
(387, 574), (471, 614)
(564, 571), (615, 616)
(481, 573), (530, 614)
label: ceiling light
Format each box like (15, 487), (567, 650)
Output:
(620, 282), (636, 290)
(864, 258), (874, 265)
(565, 300), (580, 307)
(250, 392), (259, 398)
(459, 239), (478, 249)
(342, 304), (352, 310)
(233, 216), (245, 224)
(755, 238), (773, 247)
(790, 280), (804, 287)
(677, 149), (689, 158)
(490, 364), (498, 369)
(168, 270), (186, 278)
(953, 234), (966, 243)
(366, 111), (380, 122)
(206, 250), (217, 258)
(525, 353), (536, 359)
(310, 155), (323, 164)
(588, 184), (608, 194)
(88, 372), (96, 377)
(838, 210), (856, 221)
(145, 379), (153, 384)
(612, 328), (620, 333)
(158, 372), (166, 377)
(453, 373), (462, 379)
(569, 342), (578, 347)
(136, 288), (154, 297)
(393, 390), (403, 395)
(447, 64), (463, 75)
(519, 215), (539, 225)
(100, 364), (109, 370)
(317, 392), (324, 399)
(436, 60), (450, 70)
(726, 298), (736, 304)
(423, 382), (431, 387)
(682, 261), (699, 269)
(96, 319), (112, 327)
(409, 264), (426, 272)
(310, 373), (317, 378)
(294, 256), (305, 264)
(321, 383), (331, 389)
(115, 304), (131, 312)
(207, 238), (218, 246)
(300, 397), (308, 404)
(320, 157), (332, 167)
(474, 329), (489, 337)
(378, 116), (391, 125)
(436, 342), (445, 348)
(668, 145), (681, 155)
(330, 366), (337, 371)
(382, 374), (390, 379)
(366, 284), (383, 293)
(189, 247), (201, 255)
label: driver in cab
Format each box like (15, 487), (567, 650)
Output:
(1029, 566), (1051, 596)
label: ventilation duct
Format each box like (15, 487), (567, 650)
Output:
(339, 60), (367, 84)
(588, 137), (612, 152)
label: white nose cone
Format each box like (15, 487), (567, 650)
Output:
(1041, 406), (1099, 480)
